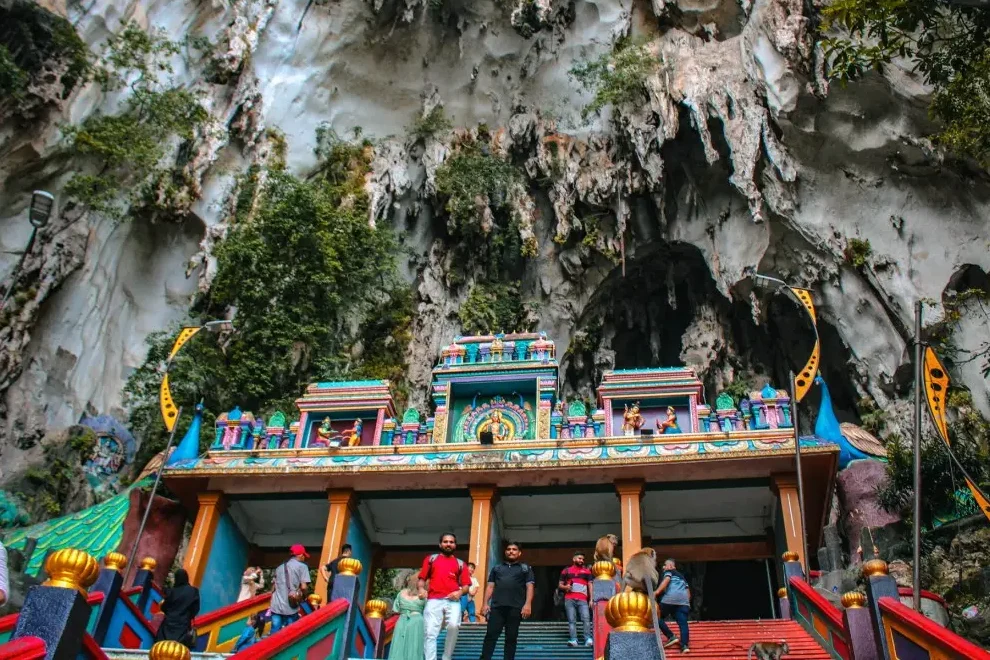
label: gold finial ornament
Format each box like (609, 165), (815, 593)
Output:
(365, 599), (389, 618)
(337, 558), (363, 576)
(841, 592), (867, 608)
(140, 557), (158, 571)
(591, 560), (617, 580)
(782, 551), (800, 562)
(43, 549), (100, 594)
(149, 640), (191, 660)
(104, 552), (128, 572)
(604, 592), (651, 632)
(307, 593), (323, 608)
(777, 587), (787, 598)
(862, 559), (888, 577)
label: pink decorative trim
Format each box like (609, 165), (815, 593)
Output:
(373, 409), (385, 446)
(295, 412), (309, 448)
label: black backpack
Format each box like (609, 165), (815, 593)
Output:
(426, 554), (470, 586)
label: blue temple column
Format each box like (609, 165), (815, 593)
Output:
(90, 552), (128, 645)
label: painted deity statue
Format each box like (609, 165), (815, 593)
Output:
(491, 337), (504, 362)
(656, 406), (681, 434)
(317, 417), (336, 447)
(480, 409), (510, 442)
(346, 419), (363, 447)
(622, 403), (645, 436)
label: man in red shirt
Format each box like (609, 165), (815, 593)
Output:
(419, 532), (471, 660)
(558, 551), (593, 647)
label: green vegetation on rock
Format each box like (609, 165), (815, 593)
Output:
(408, 106), (453, 142)
(0, 1), (90, 118)
(570, 38), (657, 118)
(125, 131), (411, 464)
(436, 144), (522, 232)
(458, 281), (535, 335)
(843, 237), (872, 268)
(821, 0), (990, 166)
(63, 22), (208, 219)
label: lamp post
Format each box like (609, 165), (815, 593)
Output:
(753, 272), (821, 574)
(1, 191), (55, 312)
(127, 319), (234, 571)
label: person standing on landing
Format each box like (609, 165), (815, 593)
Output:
(419, 533), (471, 660)
(558, 551), (593, 647)
(320, 544), (353, 599)
(461, 562), (479, 623)
(480, 542), (535, 660)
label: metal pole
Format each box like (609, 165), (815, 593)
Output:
(127, 405), (182, 574)
(0, 228), (38, 312)
(790, 371), (810, 574)
(913, 301), (923, 611)
(765, 559), (776, 618)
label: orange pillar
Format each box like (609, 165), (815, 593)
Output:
(183, 491), (225, 587)
(616, 479), (645, 566)
(317, 489), (356, 599)
(772, 473), (806, 569)
(468, 485), (497, 616)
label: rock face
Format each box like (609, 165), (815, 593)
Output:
(0, 0), (988, 478)
(835, 459), (903, 562)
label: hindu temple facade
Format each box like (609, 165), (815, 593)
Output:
(162, 332), (839, 617)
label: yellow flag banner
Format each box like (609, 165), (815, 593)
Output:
(922, 346), (990, 523)
(790, 287), (820, 403)
(160, 373), (179, 432)
(167, 326), (203, 361)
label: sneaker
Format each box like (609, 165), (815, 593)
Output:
(567, 640), (578, 648)
(663, 636), (680, 649)
(585, 639), (594, 647)
(681, 647), (690, 654)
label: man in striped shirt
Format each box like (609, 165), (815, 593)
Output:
(558, 551), (593, 647)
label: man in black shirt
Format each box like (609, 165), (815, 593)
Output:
(480, 541), (535, 660)
(320, 544), (352, 599)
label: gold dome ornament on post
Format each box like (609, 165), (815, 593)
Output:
(104, 552), (128, 572)
(337, 558), (363, 576)
(782, 551), (800, 563)
(777, 587), (787, 599)
(862, 559), (889, 578)
(140, 557), (158, 571)
(591, 560), (617, 580)
(604, 592), (652, 633)
(43, 549), (100, 594)
(365, 599), (389, 618)
(841, 591), (867, 609)
(149, 640), (191, 660)
(307, 593), (323, 609)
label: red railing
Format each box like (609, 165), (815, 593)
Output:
(878, 597), (990, 660)
(193, 592), (273, 652)
(789, 576), (851, 659)
(895, 587), (948, 608)
(0, 637), (46, 660)
(231, 599), (350, 660)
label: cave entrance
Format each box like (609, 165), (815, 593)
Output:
(698, 559), (776, 620)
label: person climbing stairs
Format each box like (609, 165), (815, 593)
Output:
(435, 619), (832, 660)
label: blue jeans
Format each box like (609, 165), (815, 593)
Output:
(564, 599), (591, 641)
(269, 612), (299, 635)
(460, 594), (477, 622)
(657, 603), (690, 648)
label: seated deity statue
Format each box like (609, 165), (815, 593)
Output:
(479, 409), (510, 442)
(656, 406), (681, 434)
(622, 403), (645, 436)
(316, 417), (338, 447)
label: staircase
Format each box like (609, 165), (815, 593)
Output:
(436, 619), (831, 660)
(668, 620), (833, 659)
(437, 621), (593, 660)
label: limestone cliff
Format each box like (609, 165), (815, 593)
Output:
(0, 0), (988, 483)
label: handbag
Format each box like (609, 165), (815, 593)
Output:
(282, 563), (304, 608)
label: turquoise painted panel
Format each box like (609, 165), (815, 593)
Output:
(0, 630), (11, 644)
(201, 512), (249, 613)
(346, 515), (373, 606)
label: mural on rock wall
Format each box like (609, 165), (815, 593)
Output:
(79, 414), (137, 497)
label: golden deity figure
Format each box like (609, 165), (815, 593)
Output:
(622, 403), (644, 436)
(491, 337), (504, 362)
(480, 409), (510, 442)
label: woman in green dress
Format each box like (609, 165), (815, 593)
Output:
(388, 571), (426, 660)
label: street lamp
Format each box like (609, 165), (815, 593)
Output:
(1, 191), (55, 312)
(752, 272), (821, 574)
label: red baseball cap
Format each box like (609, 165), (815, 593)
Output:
(290, 544), (310, 558)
